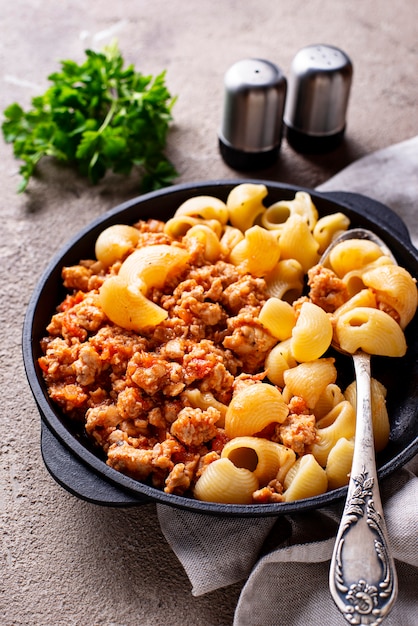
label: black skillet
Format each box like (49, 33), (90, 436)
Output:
(22, 180), (418, 517)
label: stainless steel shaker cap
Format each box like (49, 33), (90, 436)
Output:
(284, 44), (353, 152)
(219, 58), (287, 170)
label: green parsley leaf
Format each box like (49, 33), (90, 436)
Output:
(2, 40), (178, 192)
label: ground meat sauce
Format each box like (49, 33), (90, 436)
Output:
(39, 219), (319, 501)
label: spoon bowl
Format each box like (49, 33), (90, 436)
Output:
(321, 229), (398, 624)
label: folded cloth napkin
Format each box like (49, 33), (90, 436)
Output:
(317, 135), (418, 249)
(157, 136), (418, 625)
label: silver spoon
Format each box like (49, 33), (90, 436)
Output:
(320, 229), (398, 625)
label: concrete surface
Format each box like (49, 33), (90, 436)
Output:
(1, 2), (417, 625)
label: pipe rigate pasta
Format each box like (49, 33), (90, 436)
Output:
(182, 389), (227, 427)
(193, 457), (258, 504)
(261, 203), (294, 233)
(183, 224), (222, 262)
(174, 195), (229, 225)
(221, 436), (296, 486)
(283, 454), (328, 502)
(118, 244), (190, 290)
(226, 183), (268, 232)
(229, 225), (281, 276)
(99, 275), (168, 331)
(95, 224), (140, 267)
(344, 378), (390, 452)
(328, 238), (386, 277)
(219, 225), (244, 256)
(290, 191), (318, 229)
(265, 339), (297, 388)
(325, 437), (355, 489)
(333, 288), (377, 318)
(100, 244), (190, 332)
(335, 307), (407, 357)
(225, 383), (289, 438)
(341, 256), (394, 298)
(290, 302), (333, 362)
(310, 400), (356, 466)
(261, 190), (318, 232)
(264, 258), (304, 302)
(279, 214), (320, 273)
(258, 298), (296, 341)
(313, 383), (345, 420)
(163, 214), (201, 238)
(313, 212), (350, 254)
(283, 358), (337, 409)
(195, 437), (297, 504)
(361, 264), (418, 329)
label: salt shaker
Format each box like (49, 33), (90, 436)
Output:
(218, 58), (287, 170)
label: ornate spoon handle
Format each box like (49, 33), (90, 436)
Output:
(329, 351), (398, 625)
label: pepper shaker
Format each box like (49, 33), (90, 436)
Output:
(284, 44), (353, 153)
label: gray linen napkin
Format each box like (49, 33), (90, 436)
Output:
(317, 135), (418, 248)
(157, 136), (418, 624)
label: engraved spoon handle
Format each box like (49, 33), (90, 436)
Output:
(329, 351), (398, 625)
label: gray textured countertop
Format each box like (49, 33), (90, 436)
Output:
(1, 2), (417, 625)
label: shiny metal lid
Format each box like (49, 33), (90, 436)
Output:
(284, 44), (353, 137)
(219, 58), (287, 153)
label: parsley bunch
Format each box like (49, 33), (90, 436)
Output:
(2, 41), (178, 192)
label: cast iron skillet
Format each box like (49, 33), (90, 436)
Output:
(23, 180), (418, 517)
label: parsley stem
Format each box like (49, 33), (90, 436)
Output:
(98, 97), (117, 133)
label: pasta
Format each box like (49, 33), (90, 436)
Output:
(229, 225), (281, 276)
(174, 195), (229, 224)
(326, 437), (355, 490)
(283, 358), (337, 409)
(183, 224), (222, 262)
(99, 243), (191, 332)
(344, 378), (390, 452)
(313, 212), (350, 254)
(308, 236), (416, 358)
(219, 225), (244, 255)
(333, 288), (377, 318)
(38, 183), (417, 507)
(164, 215), (201, 238)
(182, 389), (228, 427)
(310, 400), (356, 466)
(99, 276), (168, 331)
(264, 258), (304, 302)
(335, 307), (407, 357)
(258, 298), (296, 341)
(221, 436), (296, 486)
(225, 383), (289, 438)
(226, 183), (268, 232)
(313, 383), (345, 420)
(118, 244), (190, 289)
(265, 339), (297, 388)
(278, 214), (320, 273)
(329, 238), (385, 276)
(361, 264), (418, 329)
(290, 301), (333, 362)
(342, 257), (394, 298)
(283, 454), (328, 502)
(95, 224), (141, 266)
(194, 458), (258, 504)
(261, 191), (318, 232)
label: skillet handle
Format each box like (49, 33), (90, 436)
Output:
(40, 422), (147, 507)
